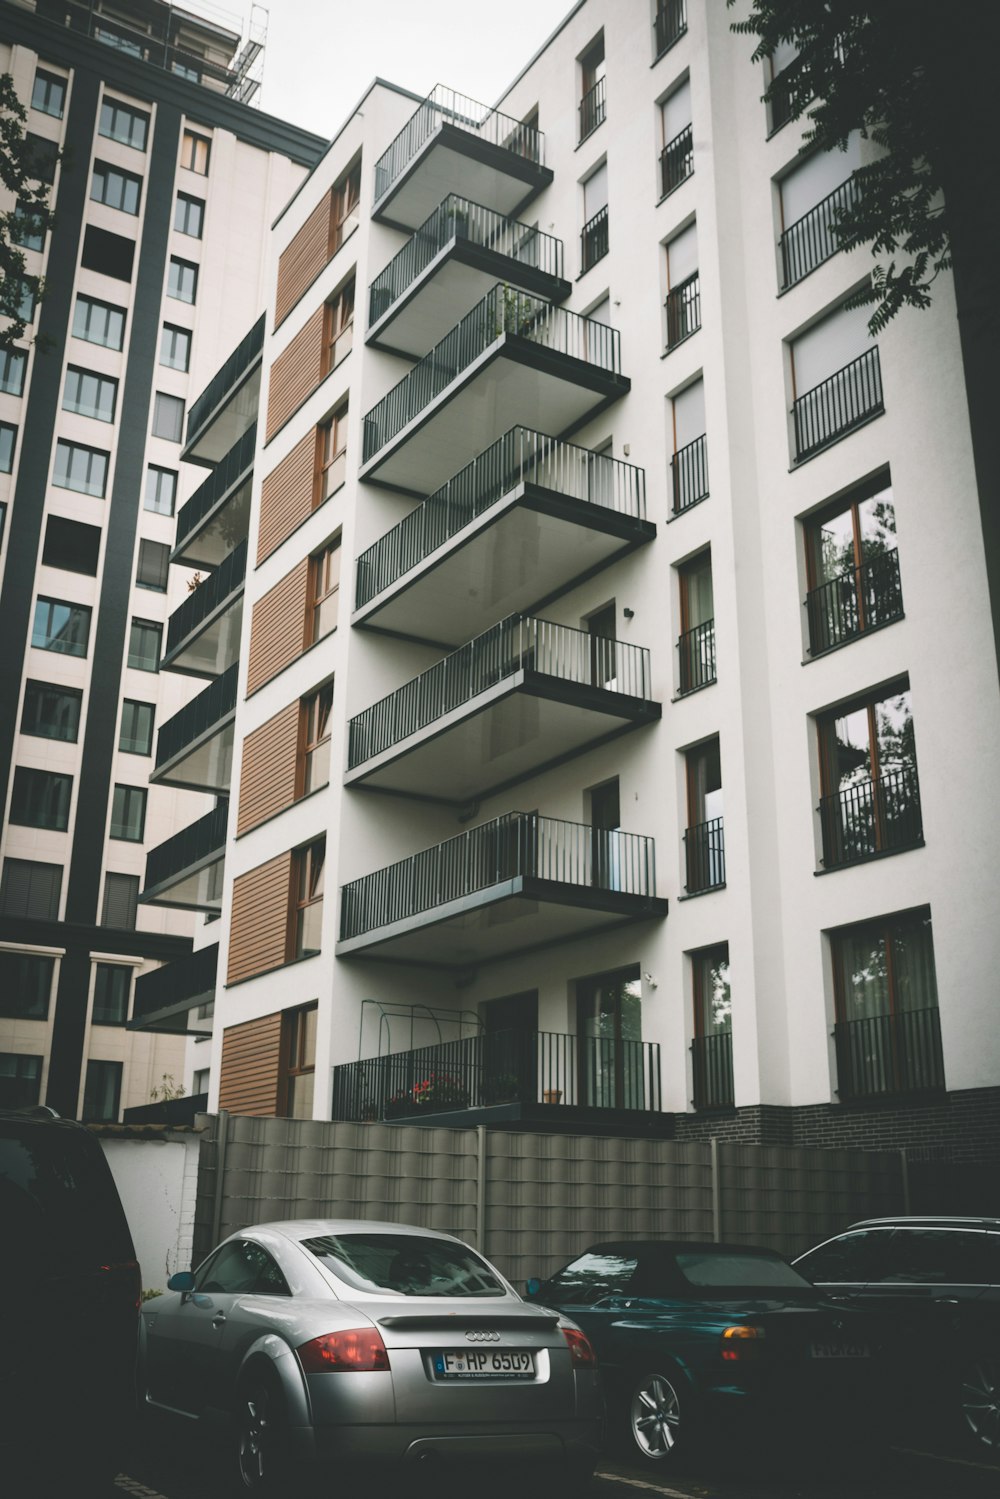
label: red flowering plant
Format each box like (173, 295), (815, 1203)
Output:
(410, 1071), (469, 1109)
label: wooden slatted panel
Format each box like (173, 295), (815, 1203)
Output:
(218, 1010), (284, 1115)
(266, 307), (325, 441)
(246, 558), (309, 697)
(274, 190), (332, 327)
(237, 701), (300, 836)
(227, 850), (293, 986)
(257, 429), (317, 565)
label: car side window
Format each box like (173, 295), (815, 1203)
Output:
(987, 1234), (1000, 1288)
(194, 1240), (289, 1295)
(872, 1228), (987, 1286)
(796, 1229), (890, 1284)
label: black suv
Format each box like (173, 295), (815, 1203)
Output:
(794, 1216), (1000, 1453)
(0, 1107), (141, 1494)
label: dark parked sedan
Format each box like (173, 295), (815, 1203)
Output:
(527, 1240), (879, 1467)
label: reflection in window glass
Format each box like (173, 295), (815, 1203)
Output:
(302, 1233), (504, 1297)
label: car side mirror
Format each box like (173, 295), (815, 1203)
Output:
(167, 1270), (195, 1293)
(525, 1277), (542, 1299)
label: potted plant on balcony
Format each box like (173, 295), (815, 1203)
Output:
(411, 1071), (470, 1110)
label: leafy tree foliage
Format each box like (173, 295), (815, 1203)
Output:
(1, 72), (57, 350)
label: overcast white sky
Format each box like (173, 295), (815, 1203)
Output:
(249, 0), (576, 139)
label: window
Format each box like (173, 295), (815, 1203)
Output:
(21, 680), (82, 743)
(318, 404), (348, 500)
(92, 963), (131, 1025)
(82, 1060), (122, 1122)
(167, 257), (198, 303)
(144, 465), (177, 515)
(324, 280), (355, 373)
(102, 872), (138, 929)
(581, 164), (609, 273)
(660, 79), (693, 197)
(174, 192), (204, 237)
(331, 161), (360, 253)
(32, 597), (91, 656)
(691, 943), (732, 1109)
(817, 682), (921, 869)
(81, 226), (135, 281)
(282, 1004), (317, 1118)
(293, 838), (325, 958)
(42, 516), (101, 576)
(790, 302), (883, 460)
(669, 379), (708, 513)
(110, 784), (146, 841)
(655, 0), (688, 59)
(0, 347), (27, 396)
(135, 538), (170, 591)
(32, 68), (66, 118)
(13, 199), (45, 251)
(73, 295), (126, 350)
(805, 477), (902, 655)
(13, 276), (38, 324)
(99, 98), (149, 150)
(128, 618), (161, 671)
(665, 223), (700, 349)
(151, 392), (184, 443)
(25, 133), (57, 184)
(192, 1068), (210, 1096)
(0, 952), (54, 1020)
(779, 136), (861, 288)
(91, 160), (142, 215)
(0, 859), (62, 919)
(194, 1241), (289, 1297)
(181, 130), (211, 174)
(63, 366), (118, 422)
(575, 966), (642, 1108)
(10, 768), (72, 832)
(172, 60), (200, 84)
(309, 538), (340, 642)
(0, 1054), (42, 1110)
(579, 35), (606, 142)
(53, 439), (110, 497)
(0, 422), (16, 474)
(300, 682), (333, 795)
(119, 699), (154, 755)
(685, 737), (724, 892)
(677, 551), (715, 694)
(159, 323), (191, 371)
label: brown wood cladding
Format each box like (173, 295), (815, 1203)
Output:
(274, 190), (332, 328)
(218, 1010), (284, 1115)
(237, 701), (300, 836)
(246, 558), (309, 696)
(227, 850), (293, 985)
(266, 307), (326, 441)
(257, 429), (317, 565)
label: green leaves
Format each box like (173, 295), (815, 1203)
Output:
(0, 72), (59, 349)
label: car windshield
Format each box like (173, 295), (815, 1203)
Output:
(301, 1233), (506, 1297)
(675, 1251), (812, 1289)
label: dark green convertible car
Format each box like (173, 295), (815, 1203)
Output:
(526, 1240), (880, 1468)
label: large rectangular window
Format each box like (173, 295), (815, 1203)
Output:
(43, 516), (101, 575)
(91, 160), (142, 215)
(81, 226), (135, 281)
(10, 768), (72, 831)
(167, 257), (198, 304)
(136, 538), (170, 591)
(0, 347), (27, 396)
(92, 963), (131, 1025)
(119, 699), (154, 755)
(685, 737), (724, 893)
(53, 439), (109, 497)
(324, 280), (355, 373)
(174, 192), (204, 238)
(300, 682), (333, 795)
(73, 295), (126, 350)
(293, 838), (326, 958)
(0, 858), (62, 919)
(817, 681), (921, 868)
(281, 1005), (317, 1118)
(144, 465), (177, 515)
(575, 966), (643, 1108)
(309, 538), (340, 643)
(110, 784), (146, 841)
(0, 952), (54, 1020)
(159, 323), (191, 371)
(318, 404), (348, 500)
(13, 199), (45, 252)
(805, 477), (902, 656)
(21, 680), (83, 742)
(99, 98), (149, 150)
(128, 618), (162, 672)
(32, 597), (92, 656)
(691, 943), (732, 1109)
(32, 68), (66, 118)
(677, 550), (715, 695)
(82, 1060), (122, 1122)
(665, 223), (700, 350)
(63, 366), (118, 423)
(151, 392), (184, 442)
(102, 872), (138, 929)
(0, 1054), (42, 1110)
(181, 130), (210, 174)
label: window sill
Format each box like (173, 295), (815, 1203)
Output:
(803, 610), (905, 664)
(814, 839), (925, 876)
(575, 119), (606, 152)
(671, 676), (717, 703)
(677, 882), (726, 901)
(661, 326), (701, 358)
(789, 405), (885, 469)
(667, 492), (710, 522)
(651, 25), (689, 67)
(576, 251), (609, 280)
(655, 171), (693, 208)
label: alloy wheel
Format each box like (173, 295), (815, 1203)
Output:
(237, 1384), (273, 1490)
(630, 1371), (682, 1461)
(961, 1356), (1000, 1450)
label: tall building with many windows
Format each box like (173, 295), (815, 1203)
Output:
(0, 0), (324, 1119)
(137, 0), (999, 1160)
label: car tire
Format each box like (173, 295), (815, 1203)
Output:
(234, 1368), (292, 1494)
(624, 1367), (689, 1467)
(959, 1353), (1000, 1452)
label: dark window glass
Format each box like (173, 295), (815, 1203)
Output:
(42, 516), (101, 576)
(81, 1060), (122, 1122)
(81, 226), (135, 281)
(10, 767), (72, 831)
(0, 1054), (42, 1110)
(73, 295), (126, 350)
(144, 466), (177, 515)
(795, 1228), (892, 1285)
(151, 393), (184, 442)
(0, 953), (54, 1020)
(181, 131), (210, 174)
(873, 1228), (988, 1286)
(0, 347), (27, 396)
(13, 276), (38, 324)
(13, 198), (45, 251)
(136, 538), (170, 591)
(32, 68), (66, 118)
(63, 366), (118, 422)
(32, 597), (91, 656)
(194, 1241), (290, 1296)
(167, 257), (197, 304)
(53, 440), (109, 497)
(92, 964), (131, 1025)
(302, 1233), (504, 1297)
(174, 193), (204, 237)
(99, 98), (149, 151)
(159, 323), (191, 371)
(128, 618), (161, 672)
(91, 160), (142, 215)
(119, 699), (154, 755)
(110, 784), (146, 841)
(21, 680), (82, 742)
(102, 872), (138, 930)
(675, 1250), (811, 1289)
(546, 1250), (639, 1304)
(0, 422), (16, 473)
(24, 133), (58, 185)
(0, 859), (62, 920)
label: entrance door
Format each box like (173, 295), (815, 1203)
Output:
(481, 991), (538, 1104)
(576, 966), (643, 1109)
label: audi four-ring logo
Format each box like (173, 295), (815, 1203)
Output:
(465, 1330), (500, 1342)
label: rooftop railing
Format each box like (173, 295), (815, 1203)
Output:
(780, 177), (860, 289)
(155, 662), (238, 772)
(665, 272), (700, 350)
(165, 539), (246, 658)
(792, 347), (883, 461)
(579, 76), (606, 143)
(691, 1031), (734, 1109)
(144, 801), (228, 894)
(684, 815), (725, 893)
(677, 618), (716, 695)
(185, 314), (264, 446)
(660, 123), (693, 198)
(835, 1007), (944, 1099)
(654, 0), (688, 59)
(374, 85), (545, 206)
(806, 549), (903, 657)
(819, 767), (922, 869)
(670, 433), (708, 514)
(174, 423), (256, 554)
(580, 204), (609, 273)
(41, 0), (249, 94)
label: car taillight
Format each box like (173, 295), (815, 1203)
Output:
(562, 1327), (597, 1369)
(721, 1325), (765, 1361)
(297, 1327), (390, 1373)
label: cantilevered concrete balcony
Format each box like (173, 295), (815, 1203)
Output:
(372, 85), (552, 231)
(368, 196), (569, 356)
(354, 428), (653, 646)
(151, 663), (237, 795)
(172, 424), (254, 570)
(161, 540), (246, 678)
(346, 614), (660, 803)
(141, 801), (228, 914)
(337, 811), (667, 968)
(129, 942), (219, 1035)
(360, 287), (630, 495)
(183, 315), (263, 467)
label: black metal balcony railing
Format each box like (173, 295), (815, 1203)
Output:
(819, 767), (922, 869)
(374, 85), (545, 205)
(579, 76), (606, 142)
(131, 942), (220, 1030)
(835, 1007), (945, 1100)
(780, 177), (860, 289)
(655, 0), (688, 58)
(670, 433), (708, 513)
(793, 347), (883, 462)
(665, 273), (701, 350)
(144, 801), (228, 894)
(331, 1027), (662, 1121)
(155, 663), (238, 772)
(356, 427), (646, 608)
(677, 618), (716, 695)
(692, 1031), (734, 1109)
(660, 124), (694, 198)
(768, 64), (810, 134)
(185, 316), (264, 446)
(368, 196), (564, 328)
(684, 816), (725, 894)
(349, 614), (652, 769)
(362, 286), (622, 464)
(806, 549), (903, 657)
(174, 423), (256, 554)
(46, 0), (253, 93)
(580, 204), (609, 274)
(164, 540), (247, 658)
(340, 811), (657, 941)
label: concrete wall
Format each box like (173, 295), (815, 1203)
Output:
(98, 1127), (201, 1291)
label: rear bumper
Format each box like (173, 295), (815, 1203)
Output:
(310, 1420), (602, 1467)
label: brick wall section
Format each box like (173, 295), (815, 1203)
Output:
(274, 189), (332, 328)
(266, 307), (325, 441)
(237, 701), (300, 836)
(257, 429), (317, 565)
(245, 558), (309, 696)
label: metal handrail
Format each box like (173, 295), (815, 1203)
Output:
(174, 423), (256, 553)
(780, 176), (860, 288)
(806, 549), (903, 656)
(185, 315), (264, 445)
(677, 618), (715, 695)
(670, 433), (708, 513)
(355, 426), (646, 608)
(660, 123), (693, 197)
(155, 663), (238, 771)
(374, 85), (545, 205)
(144, 801), (228, 893)
(580, 204), (609, 273)
(665, 272), (700, 350)
(793, 347), (883, 461)
(818, 766), (922, 869)
(654, 0), (688, 58)
(165, 540), (247, 656)
(691, 1031), (733, 1109)
(684, 815), (725, 893)
(579, 76), (606, 142)
(835, 1007), (944, 1099)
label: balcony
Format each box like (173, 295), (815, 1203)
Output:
(579, 76), (606, 144)
(819, 768), (923, 870)
(660, 124), (693, 198)
(162, 539), (246, 678)
(373, 85), (552, 231)
(684, 816), (725, 894)
(183, 315), (264, 467)
(793, 348), (883, 462)
(835, 1007), (944, 1100)
(141, 801), (228, 913)
(368, 196), (569, 356)
(768, 63), (809, 136)
(337, 811), (667, 967)
(806, 550), (903, 657)
(151, 663), (238, 794)
(172, 424), (255, 570)
(677, 618), (715, 696)
(332, 1028), (666, 1133)
(129, 942), (219, 1035)
(346, 614), (659, 802)
(355, 427), (653, 645)
(691, 1031), (734, 1110)
(360, 286), (629, 494)
(780, 178), (860, 290)
(580, 205), (608, 274)
(40, 0), (252, 96)
(665, 273), (700, 351)
(670, 433), (708, 514)
(654, 0), (688, 59)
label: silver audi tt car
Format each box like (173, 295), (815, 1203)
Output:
(139, 1218), (602, 1493)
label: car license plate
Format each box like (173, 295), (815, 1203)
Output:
(433, 1349), (535, 1379)
(810, 1342), (870, 1359)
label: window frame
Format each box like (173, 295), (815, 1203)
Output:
(292, 837), (326, 959)
(92, 962), (131, 1026)
(91, 159), (143, 215)
(21, 680), (83, 743)
(324, 280), (355, 374)
(317, 403), (348, 502)
(181, 130), (211, 175)
(32, 68), (66, 118)
(0, 952), (54, 1021)
(144, 464), (178, 515)
(151, 391), (185, 443)
(9, 766), (73, 832)
(63, 365), (118, 423)
(53, 439), (110, 497)
(110, 783), (147, 842)
(73, 294), (127, 351)
(31, 597), (92, 657)
(0, 421), (16, 474)
(309, 538), (341, 644)
(136, 538), (170, 592)
(82, 1059), (122, 1122)
(330, 162), (361, 254)
(167, 256), (198, 304)
(159, 322), (192, 371)
(281, 1003), (318, 1118)
(0, 1053), (43, 1109)
(299, 681), (333, 796)
(99, 97), (149, 151)
(174, 192), (205, 238)
(0, 347), (27, 396)
(128, 617), (162, 672)
(119, 698), (155, 755)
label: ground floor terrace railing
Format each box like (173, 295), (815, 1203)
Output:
(670, 433), (708, 513)
(355, 427), (646, 608)
(806, 549), (903, 656)
(819, 767), (922, 869)
(691, 1031), (734, 1110)
(677, 618), (715, 695)
(835, 1007), (944, 1099)
(793, 347), (883, 461)
(340, 812), (657, 940)
(374, 85), (545, 206)
(684, 816), (725, 893)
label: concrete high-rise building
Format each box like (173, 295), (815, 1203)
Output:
(0, 0), (323, 1120)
